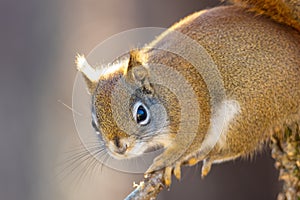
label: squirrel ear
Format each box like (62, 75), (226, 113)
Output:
(125, 50), (153, 94)
(126, 50), (148, 82)
(75, 54), (100, 94)
(127, 50), (143, 72)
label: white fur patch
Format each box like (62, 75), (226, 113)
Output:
(200, 99), (241, 152)
(75, 54), (101, 82)
(123, 127), (171, 158)
(100, 61), (127, 78)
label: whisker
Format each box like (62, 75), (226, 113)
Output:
(64, 149), (103, 183)
(58, 99), (83, 116)
(100, 152), (111, 173)
(75, 152), (99, 185)
(55, 142), (107, 184)
(87, 149), (107, 179)
(58, 146), (103, 167)
(56, 150), (91, 180)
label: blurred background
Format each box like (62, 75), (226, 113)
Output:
(0, 0), (281, 199)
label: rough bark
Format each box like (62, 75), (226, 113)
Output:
(124, 171), (165, 200)
(270, 122), (300, 200)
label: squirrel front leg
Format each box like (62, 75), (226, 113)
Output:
(146, 116), (200, 186)
(185, 99), (241, 177)
(146, 141), (192, 186)
(146, 149), (183, 186)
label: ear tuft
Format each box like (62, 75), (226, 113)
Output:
(75, 54), (100, 94)
(127, 49), (143, 72)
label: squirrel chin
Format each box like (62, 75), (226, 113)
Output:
(106, 141), (165, 160)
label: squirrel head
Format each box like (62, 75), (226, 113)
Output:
(76, 50), (179, 159)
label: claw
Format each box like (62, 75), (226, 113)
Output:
(164, 167), (173, 187)
(174, 162), (181, 180)
(146, 161), (183, 188)
(188, 157), (198, 166)
(201, 159), (212, 178)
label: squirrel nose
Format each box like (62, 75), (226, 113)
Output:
(113, 136), (127, 154)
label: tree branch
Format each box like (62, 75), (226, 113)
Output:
(270, 122), (300, 200)
(124, 170), (165, 200)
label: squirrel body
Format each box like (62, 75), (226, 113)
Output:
(76, 1), (300, 186)
(143, 5), (300, 176)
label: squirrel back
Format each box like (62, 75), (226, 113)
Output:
(230, 0), (300, 31)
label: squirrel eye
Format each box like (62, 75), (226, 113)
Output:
(133, 102), (150, 125)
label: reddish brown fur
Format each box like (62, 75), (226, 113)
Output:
(145, 5), (300, 163)
(79, 1), (300, 182)
(230, 0), (300, 31)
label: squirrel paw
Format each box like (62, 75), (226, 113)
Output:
(146, 155), (167, 173)
(146, 160), (182, 187)
(146, 148), (182, 172)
